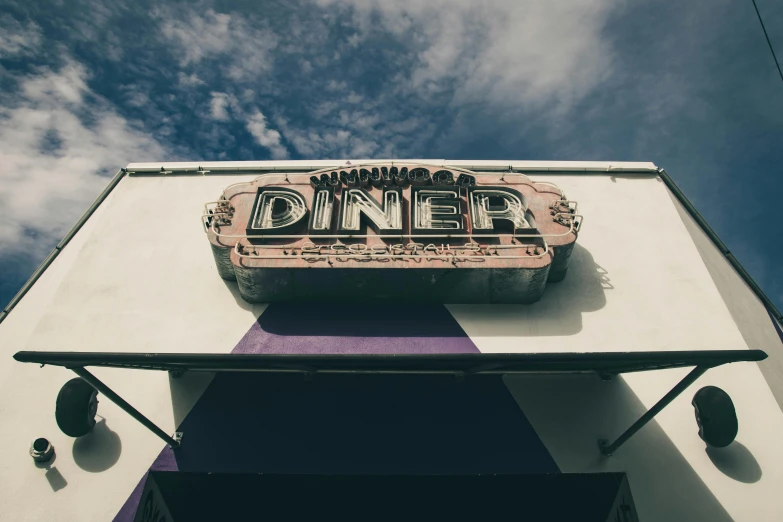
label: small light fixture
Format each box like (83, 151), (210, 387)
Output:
(30, 437), (55, 463)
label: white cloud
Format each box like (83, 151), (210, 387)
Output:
(206, 91), (288, 158)
(158, 8), (277, 81)
(160, 8), (232, 65)
(272, 75), (431, 159)
(0, 15), (42, 59)
(209, 92), (232, 121)
(20, 61), (89, 105)
(276, 113), (395, 159)
(245, 111), (289, 159)
(124, 89), (152, 108)
(316, 0), (620, 111)
(0, 61), (167, 259)
(177, 72), (206, 87)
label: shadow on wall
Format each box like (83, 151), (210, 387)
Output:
(447, 243), (610, 337)
(219, 290), (482, 355)
(503, 373), (735, 522)
(173, 373), (558, 474)
(219, 243), (608, 339)
(114, 373), (561, 521)
(221, 278), (263, 314)
(706, 441), (762, 484)
(252, 300), (475, 338)
(169, 371), (216, 429)
(44, 466), (68, 492)
(609, 174), (661, 184)
(34, 452), (68, 492)
(72, 418), (122, 473)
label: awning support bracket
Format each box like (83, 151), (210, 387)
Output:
(70, 366), (182, 449)
(598, 365), (708, 456)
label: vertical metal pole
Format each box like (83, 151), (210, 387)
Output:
(70, 367), (181, 448)
(599, 366), (708, 456)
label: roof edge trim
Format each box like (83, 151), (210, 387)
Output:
(0, 169), (127, 324)
(659, 168), (782, 323)
(124, 159), (659, 175)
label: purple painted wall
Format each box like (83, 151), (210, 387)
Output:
(114, 304), (556, 521)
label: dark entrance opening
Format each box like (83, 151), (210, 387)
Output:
(134, 471), (638, 521)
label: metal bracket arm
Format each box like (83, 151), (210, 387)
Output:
(599, 365), (709, 456)
(70, 367), (181, 448)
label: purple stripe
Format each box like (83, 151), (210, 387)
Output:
(234, 303), (480, 354)
(114, 304), (531, 521)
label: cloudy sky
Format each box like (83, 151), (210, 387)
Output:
(0, 0), (782, 310)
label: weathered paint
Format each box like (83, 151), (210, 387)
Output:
(206, 168), (577, 303)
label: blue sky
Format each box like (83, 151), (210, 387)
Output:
(0, 0), (782, 310)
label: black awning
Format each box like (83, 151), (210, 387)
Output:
(13, 349), (767, 375)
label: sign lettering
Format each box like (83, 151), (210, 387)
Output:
(207, 165), (581, 304)
(244, 179), (535, 236)
(338, 187), (403, 234)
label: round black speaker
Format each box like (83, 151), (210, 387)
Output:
(692, 386), (738, 448)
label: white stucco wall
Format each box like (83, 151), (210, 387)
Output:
(669, 191), (783, 407)
(0, 174), (266, 521)
(448, 174), (748, 354)
(497, 175), (783, 521)
(0, 166), (781, 521)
